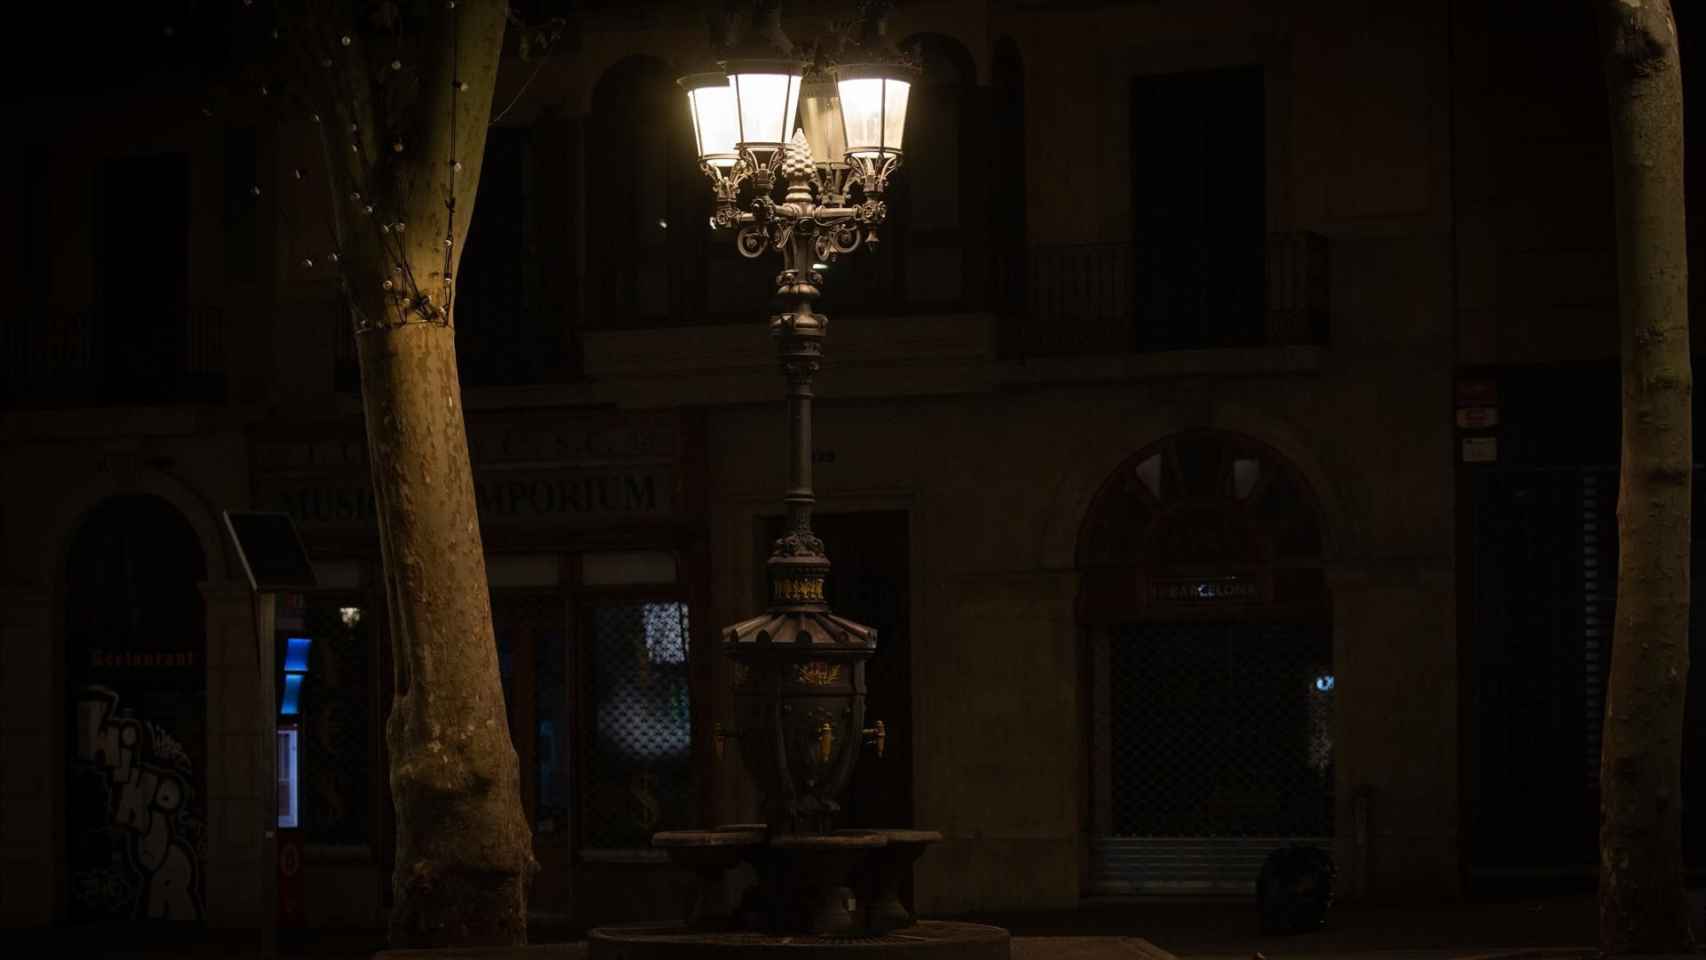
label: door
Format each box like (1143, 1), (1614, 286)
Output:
(64, 495), (208, 926)
(1079, 432), (1332, 893)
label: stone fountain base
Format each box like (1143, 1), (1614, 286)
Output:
(587, 827), (1008, 960)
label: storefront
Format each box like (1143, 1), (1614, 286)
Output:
(249, 407), (715, 926)
(1076, 429), (1334, 895)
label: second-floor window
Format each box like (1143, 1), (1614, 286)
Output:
(456, 125), (557, 386)
(586, 56), (730, 328)
(1131, 65), (1267, 349)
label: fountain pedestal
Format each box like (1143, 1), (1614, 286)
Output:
(653, 828), (942, 937)
(590, 828), (1007, 960)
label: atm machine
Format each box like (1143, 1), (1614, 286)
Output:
(219, 511), (317, 954)
(276, 602), (312, 929)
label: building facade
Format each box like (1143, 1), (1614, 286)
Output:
(3, 0), (1704, 935)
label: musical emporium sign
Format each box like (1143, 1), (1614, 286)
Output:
(252, 411), (681, 534)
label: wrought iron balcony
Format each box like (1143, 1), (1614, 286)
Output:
(995, 232), (1330, 359)
(2, 306), (227, 407)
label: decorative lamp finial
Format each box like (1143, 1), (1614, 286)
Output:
(780, 129), (815, 182)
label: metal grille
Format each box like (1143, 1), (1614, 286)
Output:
(1466, 467), (1607, 870)
(583, 601), (693, 850)
(1091, 837), (1327, 895)
(1581, 471), (1615, 788)
(1108, 622), (1333, 838)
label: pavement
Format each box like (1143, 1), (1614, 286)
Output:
(13, 893), (1686, 960)
(944, 894), (1605, 958)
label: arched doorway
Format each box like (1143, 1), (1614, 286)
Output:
(1079, 430), (1332, 894)
(63, 495), (208, 925)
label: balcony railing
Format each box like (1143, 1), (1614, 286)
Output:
(2, 306), (227, 407)
(996, 232), (1330, 359)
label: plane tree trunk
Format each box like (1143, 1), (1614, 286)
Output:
(1592, 0), (1694, 954)
(289, 0), (536, 947)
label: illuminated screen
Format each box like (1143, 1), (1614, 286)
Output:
(280, 673), (304, 716)
(278, 726), (299, 828)
(283, 637), (312, 673)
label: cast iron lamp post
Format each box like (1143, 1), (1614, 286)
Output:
(684, 36), (916, 840)
(591, 11), (1007, 954)
(644, 20), (932, 937)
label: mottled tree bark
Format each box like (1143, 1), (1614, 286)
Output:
(1593, 0), (1694, 954)
(291, 0), (535, 947)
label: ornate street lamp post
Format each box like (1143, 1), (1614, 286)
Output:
(592, 8), (1005, 955)
(684, 10), (915, 846)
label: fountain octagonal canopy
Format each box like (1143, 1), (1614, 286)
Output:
(723, 609), (878, 651)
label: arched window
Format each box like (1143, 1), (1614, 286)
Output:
(894, 34), (976, 311)
(64, 495), (210, 923)
(585, 57), (712, 328)
(990, 36), (1027, 354)
(817, 33), (978, 318)
(1078, 431), (1332, 894)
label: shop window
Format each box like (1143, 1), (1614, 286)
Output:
(534, 602), (571, 836)
(582, 601), (693, 852)
(490, 588), (570, 837)
(432, 553), (695, 853)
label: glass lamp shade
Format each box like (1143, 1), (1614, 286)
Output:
(798, 78), (848, 169)
(724, 59), (804, 151)
(678, 71), (740, 168)
(836, 63), (916, 160)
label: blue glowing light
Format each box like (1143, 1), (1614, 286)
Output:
(1314, 674), (1336, 693)
(283, 637), (312, 673)
(280, 673), (305, 716)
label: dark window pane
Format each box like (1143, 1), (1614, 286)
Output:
(1131, 66), (1265, 349)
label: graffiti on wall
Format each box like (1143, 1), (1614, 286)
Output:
(68, 687), (206, 922)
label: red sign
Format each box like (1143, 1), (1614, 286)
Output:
(1455, 379), (1498, 408)
(1455, 407), (1500, 429)
(277, 831), (305, 927)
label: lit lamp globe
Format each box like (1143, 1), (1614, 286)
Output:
(722, 58), (804, 174)
(798, 74), (849, 183)
(835, 60), (917, 193)
(678, 71), (741, 171)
